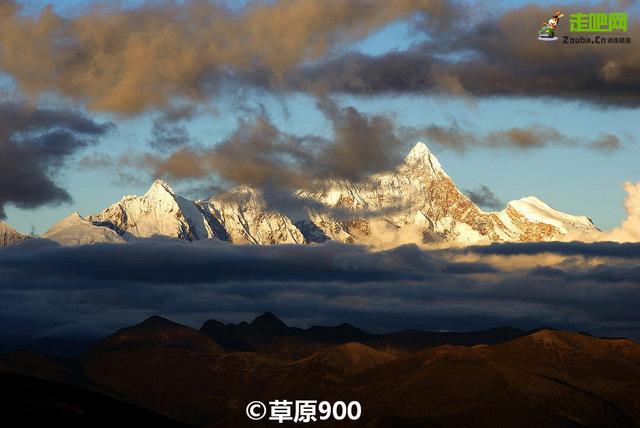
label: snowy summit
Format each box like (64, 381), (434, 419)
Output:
(9, 143), (599, 248)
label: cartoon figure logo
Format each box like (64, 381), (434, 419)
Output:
(538, 11), (564, 41)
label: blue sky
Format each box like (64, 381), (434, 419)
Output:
(4, 0), (639, 234)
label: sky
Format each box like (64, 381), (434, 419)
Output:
(1, 0), (639, 235)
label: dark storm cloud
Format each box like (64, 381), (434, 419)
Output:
(0, 102), (112, 218)
(1, 240), (639, 341)
(529, 263), (640, 284)
(463, 185), (503, 210)
(464, 241), (640, 259)
(292, 2), (640, 107)
(0, 239), (479, 285)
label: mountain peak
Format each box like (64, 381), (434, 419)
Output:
(66, 211), (84, 221)
(404, 141), (443, 172)
(94, 315), (225, 353)
(250, 312), (288, 331)
(145, 179), (175, 197)
(89, 178), (218, 241)
(70, 143), (598, 247)
(407, 141), (430, 157)
(507, 196), (595, 233)
(42, 211), (125, 246)
(49, 211), (86, 228)
(140, 315), (177, 327)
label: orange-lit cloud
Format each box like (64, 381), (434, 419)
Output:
(0, 0), (435, 114)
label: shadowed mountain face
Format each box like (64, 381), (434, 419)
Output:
(91, 315), (224, 354)
(2, 312), (639, 427)
(199, 312), (527, 358)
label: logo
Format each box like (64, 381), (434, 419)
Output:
(538, 11), (631, 44)
(564, 12), (630, 45)
(569, 12), (627, 33)
(538, 11), (564, 41)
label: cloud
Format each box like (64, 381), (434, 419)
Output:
(416, 123), (628, 152)
(85, 104), (627, 216)
(3, 1), (634, 112)
(485, 127), (566, 150)
(317, 99), (408, 180)
(463, 185), (503, 210)
(292, 2), (640, 107)
(603, 181), (640, 242)
(140, 102), (408, 191)
(0, 0), (435, 114)
(0, 102), (112, 218)
(1, 239), (640, 341)
(148, 105), (196, 151)
(464, 241), (640, 259)
(589, 134), (624, 152)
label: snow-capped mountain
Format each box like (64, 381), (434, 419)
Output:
(0, 220), (28, 246)
(46, 142), (597, 247)
(292, 142), (597, 245)
(201, 187), (306, 245)
(87, 180), (217, 241)
(42, 212), (125, 246)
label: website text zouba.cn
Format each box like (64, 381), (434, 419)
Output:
(246, 400), (362, 424)
(562, 35), (632, 44)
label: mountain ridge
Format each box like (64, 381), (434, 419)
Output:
(198, 311), (529, 357)
(3, 312), (638, 427)
(42, 211), (125, 246)
(0, 220), (28, 247)
(2, 142), (599, 248)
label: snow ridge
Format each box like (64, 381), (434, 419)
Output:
(88, 179), (216, 241)
(36, 142), (599, 247)
(43, 212), (125, 246)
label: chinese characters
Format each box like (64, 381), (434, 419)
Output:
(569, 13), (628, 32)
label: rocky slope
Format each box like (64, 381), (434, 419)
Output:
(49, 142), (598, 247)
(0, 220), (28, 246)
(201, 186), (306, 244)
